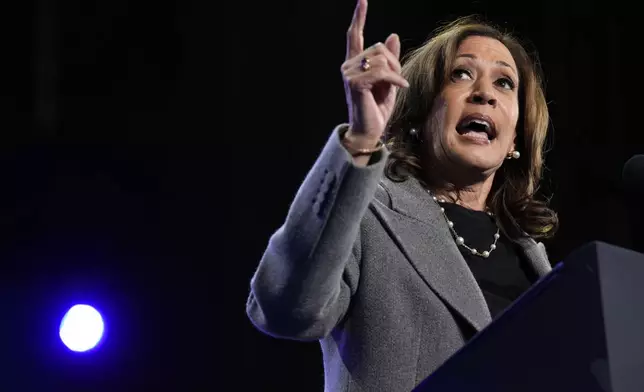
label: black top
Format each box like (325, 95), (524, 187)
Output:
(439, 202), (533, 319)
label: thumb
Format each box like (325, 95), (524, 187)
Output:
(385, 33), (401, 59)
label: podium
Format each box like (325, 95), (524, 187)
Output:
(413, 241), (644, 392)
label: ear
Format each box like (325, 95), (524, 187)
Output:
(510, 130), (518, 153)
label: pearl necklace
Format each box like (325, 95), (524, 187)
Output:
(426, 190), (500, 258)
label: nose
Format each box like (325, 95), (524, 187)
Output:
(468, 83), (497, 107)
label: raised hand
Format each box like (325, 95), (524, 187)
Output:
(341, 0), (408, 146)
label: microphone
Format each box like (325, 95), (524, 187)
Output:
(622, 155), (644, 195)
(623, 155), (644, 252)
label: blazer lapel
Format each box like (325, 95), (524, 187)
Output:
(371, 178), (492, 332)
(515, 237), (552, 278)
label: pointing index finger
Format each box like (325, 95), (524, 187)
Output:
(346, 0), (368, 60)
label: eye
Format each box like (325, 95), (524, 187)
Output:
(496, 77), (515, 90)
(451, 68), (472, 81)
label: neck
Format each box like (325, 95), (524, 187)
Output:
(426, 171), (496, 212)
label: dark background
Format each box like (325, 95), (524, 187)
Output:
(1, 0), (642, 390)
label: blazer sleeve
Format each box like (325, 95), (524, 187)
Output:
(246, 124), (388, 341)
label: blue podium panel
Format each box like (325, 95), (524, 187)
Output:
(413, 242), (644, 392)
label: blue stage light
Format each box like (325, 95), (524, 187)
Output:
(59, 304), (105, 352)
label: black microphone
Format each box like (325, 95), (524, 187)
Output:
(622, 155), (644, 195)
(623, 155), (644, 252)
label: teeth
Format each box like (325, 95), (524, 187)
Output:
(468, 119), (490, 130)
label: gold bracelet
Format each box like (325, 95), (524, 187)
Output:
(340, 127), (384, 157)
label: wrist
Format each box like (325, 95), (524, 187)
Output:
(340, 127), (384, 157)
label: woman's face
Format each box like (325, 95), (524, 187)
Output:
(425, 36), (520, 177)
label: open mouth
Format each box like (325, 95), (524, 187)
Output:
(456, 114), (497, 141)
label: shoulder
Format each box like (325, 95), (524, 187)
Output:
(367, 174), (434, 228)
(372, 175), (411, 210)
(371, 174), (429, 215)
(374, 178), (393, 208)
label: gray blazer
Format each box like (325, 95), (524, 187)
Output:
(246, 125), (551, 392)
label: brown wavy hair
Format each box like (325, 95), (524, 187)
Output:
(384, 16), (558, 240)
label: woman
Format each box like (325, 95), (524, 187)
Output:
(246, 0), (558, 390)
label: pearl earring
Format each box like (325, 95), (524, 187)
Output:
(409, 128), (418, 138)
(506, 150), (520, 160)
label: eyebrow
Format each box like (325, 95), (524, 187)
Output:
(456, 53), (517, 77)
